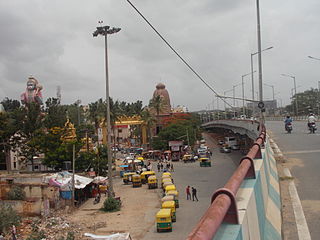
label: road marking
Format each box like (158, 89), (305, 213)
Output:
(284, 168), (311, 240)
(283, 149), (320, 155)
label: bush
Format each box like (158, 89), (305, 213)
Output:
(0, 204), (21, 233)
(102, 197), (121, 212)
(6, 186), (26, 200)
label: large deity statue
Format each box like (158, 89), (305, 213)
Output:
(150, 83), (171, 115)
(21, 76), (43, 105)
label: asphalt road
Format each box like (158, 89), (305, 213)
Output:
(266, 120), (320, 239)
(142, 133), (243, 240)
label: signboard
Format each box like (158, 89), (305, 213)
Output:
(171, 146), (180, 151)
(116, 125), (128, 128)
(169, 141), (183, 147)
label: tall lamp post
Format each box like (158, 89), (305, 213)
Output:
(281, 74), (298, 116)
(224, 89), (233, 119)
(308, 56), (320, 115)
(242, 71), (255, 116)
(250, 46), (273, 117)
(263, 83), (275, 115)
(93, 23), (121, 197)
(233, 83), (242, 117)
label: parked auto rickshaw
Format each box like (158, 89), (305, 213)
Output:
(161, 195), (175, 206)
(132, 174), (142, 188)
(199, 157), (211, 167)
(182, 154), (193, 163)
(140, 171), (156, 184)
(148, 175), (158, 189)
(166, 190), (179, 208)
(162, 200), (176, 222)
(156, 208), (172, 232)
(162, 172), (171, 178)
(162, 181), (173, 190)
(165, 184), (176, 193)
(123, 172), (135, 184)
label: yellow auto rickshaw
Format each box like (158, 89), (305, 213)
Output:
(199, 157), (211, 167)
(123, 172), (135, 184)
(140, 171), (156, 184)
(148, 175), (158, 189)
(132, 174), (142, 188)
(162, 172), (171, 178)
(182, 154), (193, 163)
(166, 190), (179, 208)
(165, 184), (176, 193)
(161, 195), (175, 206)
(156, 208), (172, 232)
(162, 200), (176, 222)
(163, 181), (174, 190)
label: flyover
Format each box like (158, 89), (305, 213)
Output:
(187, 119), (282, 240)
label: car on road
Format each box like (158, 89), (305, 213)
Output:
(220, 146), (231, 153)
(218, 140), (225, 145)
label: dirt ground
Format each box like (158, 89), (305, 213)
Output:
(66, 176), (162, 240)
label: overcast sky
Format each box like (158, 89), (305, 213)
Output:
(1, 0), (320, 111)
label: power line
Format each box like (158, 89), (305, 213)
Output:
(126, 0), (234, 109)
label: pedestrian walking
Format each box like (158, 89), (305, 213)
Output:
(11, 225), (17, 240)
(170, 163), (174, 172)
(160, 163), (163, 171)
(157, 162), (160, 172)
(186, 186), (191, 200)
(192, 187), (198, 201)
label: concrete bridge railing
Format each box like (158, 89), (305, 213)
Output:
(187, 121), (281, 240)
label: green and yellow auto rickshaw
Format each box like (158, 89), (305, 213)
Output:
(147, 175), (158, 189)
(161, 195), (175, 207)
(156, 208), (172, 232)
(162, 200), (176, 222)
(132, 174), (142, 188)
(123, 172), (135, 184)
(140, 171), (156, 184)
(199, 157), (211, 167)
(166, 190), (179, 208)
(165, 184), (176, 193)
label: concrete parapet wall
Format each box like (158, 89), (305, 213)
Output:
(214, 135), (281, 240)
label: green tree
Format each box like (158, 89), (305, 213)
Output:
(12, 103), (44, 171)
(43, 98), (67, 129)
(151, 115), (201, 150)
(0, 204), (21, 234)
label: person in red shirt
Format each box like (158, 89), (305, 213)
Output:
(186, 186), (191, 200)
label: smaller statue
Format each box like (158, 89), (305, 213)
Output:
(21, 76), (43, 105)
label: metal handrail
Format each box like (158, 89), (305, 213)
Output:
(187, 123), (266, 240)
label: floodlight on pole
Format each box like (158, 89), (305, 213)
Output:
(242, 71), (256, 116)
(281, 74), (298, 116)
(93, 23), (121, 198)
(250, 46), (273, 117)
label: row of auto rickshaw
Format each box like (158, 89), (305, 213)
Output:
(122, 171), (158, 189)
(182, 154), (212, 167)
(156, 172), (180, 233)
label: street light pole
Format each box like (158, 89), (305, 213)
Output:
(250, 46), (273, 117)
(93, 23), (121, 198)
(241, 72), (254, 116)
(256, 0), (264, 121)
(281, 74), (298, 116)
